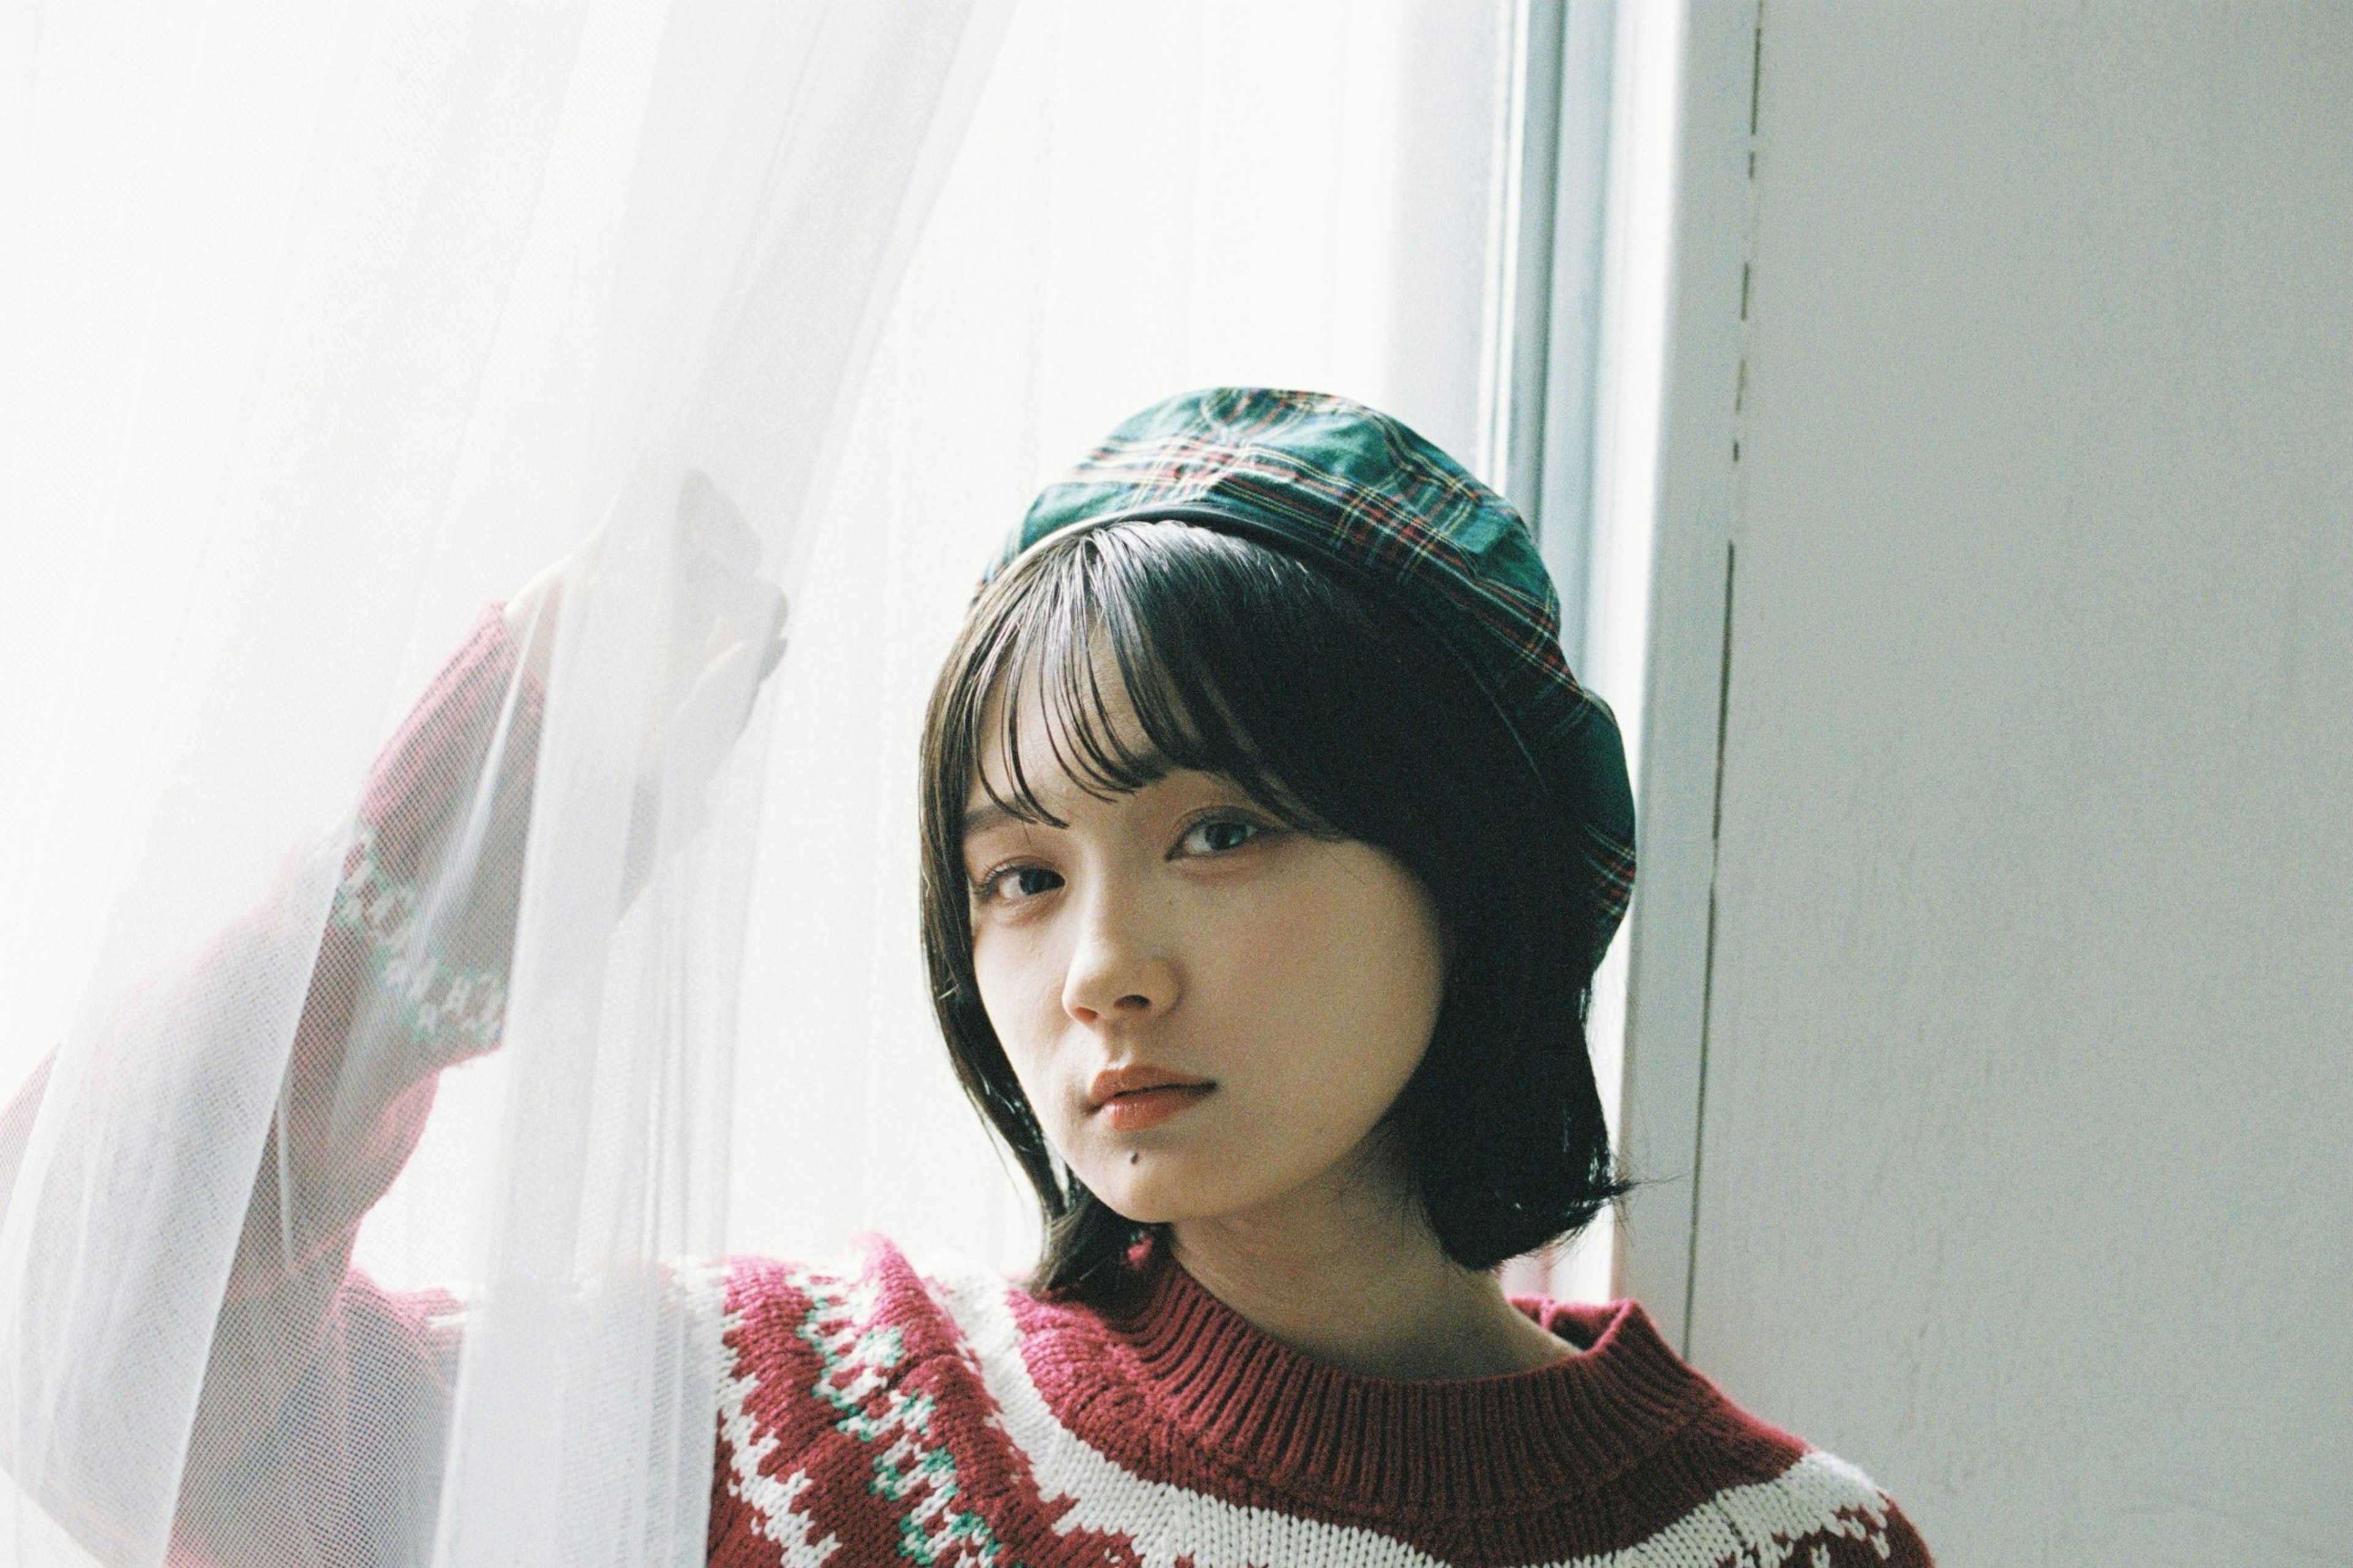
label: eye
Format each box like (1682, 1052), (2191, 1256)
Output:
(1176, 816), (1264, 857)
(976, 863), (1064, 905)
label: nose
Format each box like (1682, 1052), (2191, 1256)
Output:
(1060, 881), (1178, 1028)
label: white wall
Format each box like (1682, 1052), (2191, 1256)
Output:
(1621, 4), (2352, 1562)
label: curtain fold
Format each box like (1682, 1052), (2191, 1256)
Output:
(0, 1), (1006, 1562)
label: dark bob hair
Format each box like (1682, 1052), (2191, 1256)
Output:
(919, 518), (1626, 1302)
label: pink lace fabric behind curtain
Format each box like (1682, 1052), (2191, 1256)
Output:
(0, 2), (1009, 1564)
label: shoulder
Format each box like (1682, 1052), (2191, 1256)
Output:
(1657, 1437), (1935, 1568)
(708, 1242), (1099, 1568)
(1547, 1301), (1934, 1568)
(714, 1241), (1027, 1385)
(714, 1243), (981, 1455)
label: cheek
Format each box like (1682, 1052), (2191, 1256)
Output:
(1203, 857), (1447, 1127)
(969, 925), (1067, 1099)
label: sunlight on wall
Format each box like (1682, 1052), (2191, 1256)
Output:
(1487, 0), (1686, 1307)
(1562, 0), (1688, 1304)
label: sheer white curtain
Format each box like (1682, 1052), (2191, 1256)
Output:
(0, 1), (1005, 1563)
(718, 0), (1519, 1276)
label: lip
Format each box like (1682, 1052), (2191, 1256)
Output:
(1087, 1064), (1216, 1132)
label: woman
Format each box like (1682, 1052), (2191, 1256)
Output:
(39, 390), (1934, 1565)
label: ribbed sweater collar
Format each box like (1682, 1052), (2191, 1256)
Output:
(1106, 1254), (1716, 1516)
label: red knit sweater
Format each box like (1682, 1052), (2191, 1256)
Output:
(703, 1240), (1931, 1567)
(230, 610), (1931, 1567)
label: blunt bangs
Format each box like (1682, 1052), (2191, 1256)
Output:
(953, 519), (1334, 839)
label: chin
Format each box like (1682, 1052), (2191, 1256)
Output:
(1085, 1168), (1183, 1225)
(1082, 1149), (1234, 1227)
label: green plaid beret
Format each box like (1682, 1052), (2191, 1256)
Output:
(988, 385), (1635, 947)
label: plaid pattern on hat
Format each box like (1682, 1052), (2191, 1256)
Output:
(988, 386), (1636, 947)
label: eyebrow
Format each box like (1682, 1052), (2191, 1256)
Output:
(961, 798), (1025, 839)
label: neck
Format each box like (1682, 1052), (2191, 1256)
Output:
(1166, 1146), (1572, 1381)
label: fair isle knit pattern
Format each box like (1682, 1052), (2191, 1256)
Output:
(706, 1240), (1932, 1568)
(330, 822), (511, 1056)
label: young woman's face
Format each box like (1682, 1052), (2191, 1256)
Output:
(962, 678), (1447, 1227)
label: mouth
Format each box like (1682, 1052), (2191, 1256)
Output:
(1087, 1064), (1216, 1132)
